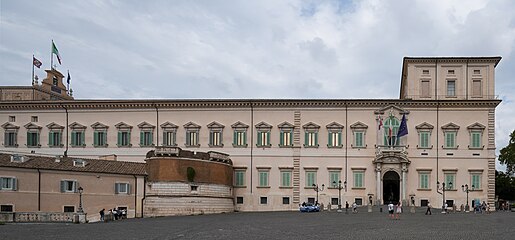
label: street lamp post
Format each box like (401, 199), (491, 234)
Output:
(312, 183), (325, 205)
(461, 184), (474, 212)
(437, 181), (452, 214)
(332, 180), (347, 212)
(78, 186), (84, 213)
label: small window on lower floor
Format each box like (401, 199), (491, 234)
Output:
(260, 197), (268, 204)
(190, 185), (198, 192)
(355, 198), (363, 206)
(331, 198), (339, 205)
(115, 183), (130, 194)
(282, 197), (290, 205)
(446, 200), (454, 208)
(307, 198), (315, 204)
(236, 197), (244, 204)
(1, 205), (13, 212)
(420, 199), (428, 207)
(64, 206), (75, 213)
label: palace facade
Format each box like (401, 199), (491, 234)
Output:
(0, 57), (501, 213)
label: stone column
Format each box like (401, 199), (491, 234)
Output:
(402, 170), (406, 205)
(376, 165), (381, 205)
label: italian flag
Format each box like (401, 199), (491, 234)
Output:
(52, 41), (62, 65)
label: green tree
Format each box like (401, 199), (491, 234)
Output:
(496, 170), (515, 200)
(499, 130), (515, 175)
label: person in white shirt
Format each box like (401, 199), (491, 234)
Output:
(388, 202), (394, 219)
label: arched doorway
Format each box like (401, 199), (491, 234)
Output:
(383, 171), (400, 204)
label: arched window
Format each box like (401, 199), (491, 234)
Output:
(383, 117), (400, 146)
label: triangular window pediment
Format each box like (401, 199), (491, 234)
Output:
(46, 122), (64, 130)
(302, 122), (320, 130)
(138, 121), (155, 129)
(160, 121), (178, 129)
(441, 122), (460, 131)
(24, 122), (42, 130)
(115, 122), (133, 130)
(2, 122), (20, 130)
(326, 122), (344, 130)
(255, 121), (272, 130)
(183, 122), (201, 129)
(415, 122), (434, 130)
(350, 121), (368, 129)
(69, 122), (86, 130)
(467, 122), (485, 131)
(374, 105), (410, 115)
(277, 121), (294, 129)
(207, 121), (225, 129)
(91, 122), (109, 130)
(231, 121), (249, 129)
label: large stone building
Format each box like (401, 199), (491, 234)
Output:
(0, 56), (501, 212)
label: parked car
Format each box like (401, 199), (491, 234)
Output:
(300, 203), (320, 212)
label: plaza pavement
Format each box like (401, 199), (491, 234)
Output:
(1, 207), (514, 240)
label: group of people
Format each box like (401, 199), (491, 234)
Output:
(99, 207), (127, 222)
(387, 201), (402, 219)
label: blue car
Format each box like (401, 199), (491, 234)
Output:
(299, 203), (320, 212)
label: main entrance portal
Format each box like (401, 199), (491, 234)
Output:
(383, 171), (400, 204)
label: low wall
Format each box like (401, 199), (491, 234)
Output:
(0, 212), (76, 223)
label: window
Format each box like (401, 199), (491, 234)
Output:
(383, 117), (400, 146)
(163, 131), (177, 146)
(331, 198), (339, 205)
(444, 173), (456, 190)
(355, 198), (363, 206)
(471, 174), (481, 189)
(329, 171), (340, 187)
(447, 70), (455, 74)
(260, 197), (268, 204)
(48, 130), (62, 147)
(236, 197), (244, 204)
(63, 206), (75, 213)
(350, 122), (368, 148)
(208, 121), (224, 147)
(234, 170), (245, 187)
(419, 131), (430, 148)
(278, 122), (294, 147)
(472, 80), (482, 97)
(94, 130), (107, 147)
(52, 76), (58, 86)
(255, 122), (272, 147)
(190, 185), (198, 192)
(73, 159), (86, 167)
(280, 171), (292, 187)
(26, 131), (40, 147)
(470, 131), (481, 148)
(447, 80), (456, 96)
(327, 130), (342, 148)
(305, 171), (316, 187)
(444, 132), (456, 148)
(420, 199), (429, 207)
(473, 69), (480, 74)
(184, 122), (201, 147)
(232, 122), (249, 147)
(422, 69), (429, 74)
(354, 131), (364, 147)
(353, 171), (364, 188)
(0, 177), (17, 190)
(115, 183), (130, 194)
(60, 180), (77, 193)
(71, 130), (85, 147)
(258, 170), (269, 187)
(419, 172), (430, 189)
(307, 198), (315, 204)
(421, 80), (430, 98)
(1, 205), (13, 212)
(303, 122), (320, 148)
(31, 116), (38, 122)
(282, 197), (290, 205)
(3, 131), (18, 147)
(9, 116), (15, 122)
(140, 131), (153, 147)
(117, 131), (131, 147)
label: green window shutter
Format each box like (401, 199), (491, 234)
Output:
(127, 131), (131, 145)
(257, 131), (262, 146)
(304, 132), (308, 146)
(115, 183), (119, 194)
(12, 178), (17, 191)
(49, 132), (54, 146)
(314, 132), (318, 146)
(140, 131), (144, 146)
(81, 131), (85, 146)
(71, 131), (76, 146)
(338, 132), (342, 146)
(279, 131), (284, 146)
(149, 131), (153, 145)
(266, 131), (270, 146)
(27, 132), (32, 146)
(328, 132), (333, 147)
(60, 180), (65, 192)
(233, 131), (237, 145)
(117, 131), (122, 146)
(209, 131), (213, 145)
(93, 131), (98, 146)
(243, 131), (247, 145)
(103, 131), (107, 146)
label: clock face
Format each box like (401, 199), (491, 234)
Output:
(53, 77), (58, 86)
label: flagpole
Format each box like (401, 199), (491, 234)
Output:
(32, 54), (35, 85)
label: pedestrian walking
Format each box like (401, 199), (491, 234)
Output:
(352, 202), (357, 213)
(345, 201), (349, 214)
(99, 208), (105, 222)
(395, 201), (402, 219)
(425, 202), (432, 215)
(388, 202), (394, 219)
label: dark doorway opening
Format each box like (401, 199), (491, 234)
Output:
(383, 171), (400, 204)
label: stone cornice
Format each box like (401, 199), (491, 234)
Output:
(0, 99), (501, 111)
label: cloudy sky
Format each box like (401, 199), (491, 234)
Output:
(1, 0), (514, 169)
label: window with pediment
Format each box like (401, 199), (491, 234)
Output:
(161, 122), (178, 147)
(231, 121), (248, 148)
(138, 122), (155, 147)
(184, 122), (201, 147)
(416, 122), (433, 149)
(350, 122), (368, 148)
(255, 122), (272, 147)
(91, 122), (109, 147)
(24, 123), (41, 148)
(115, 122), (133, 147)
(467, 123), (485, 149)
(69, 122), (86, 147)
(46, 122), (64, 147)
(303, 122), (320, 148)
(278, 122), (294, 147)
(208, 121), (224, 147)
(442, 123), (460, 149)
(2, 122), (19, 147)
(326, 122), (343, 148)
